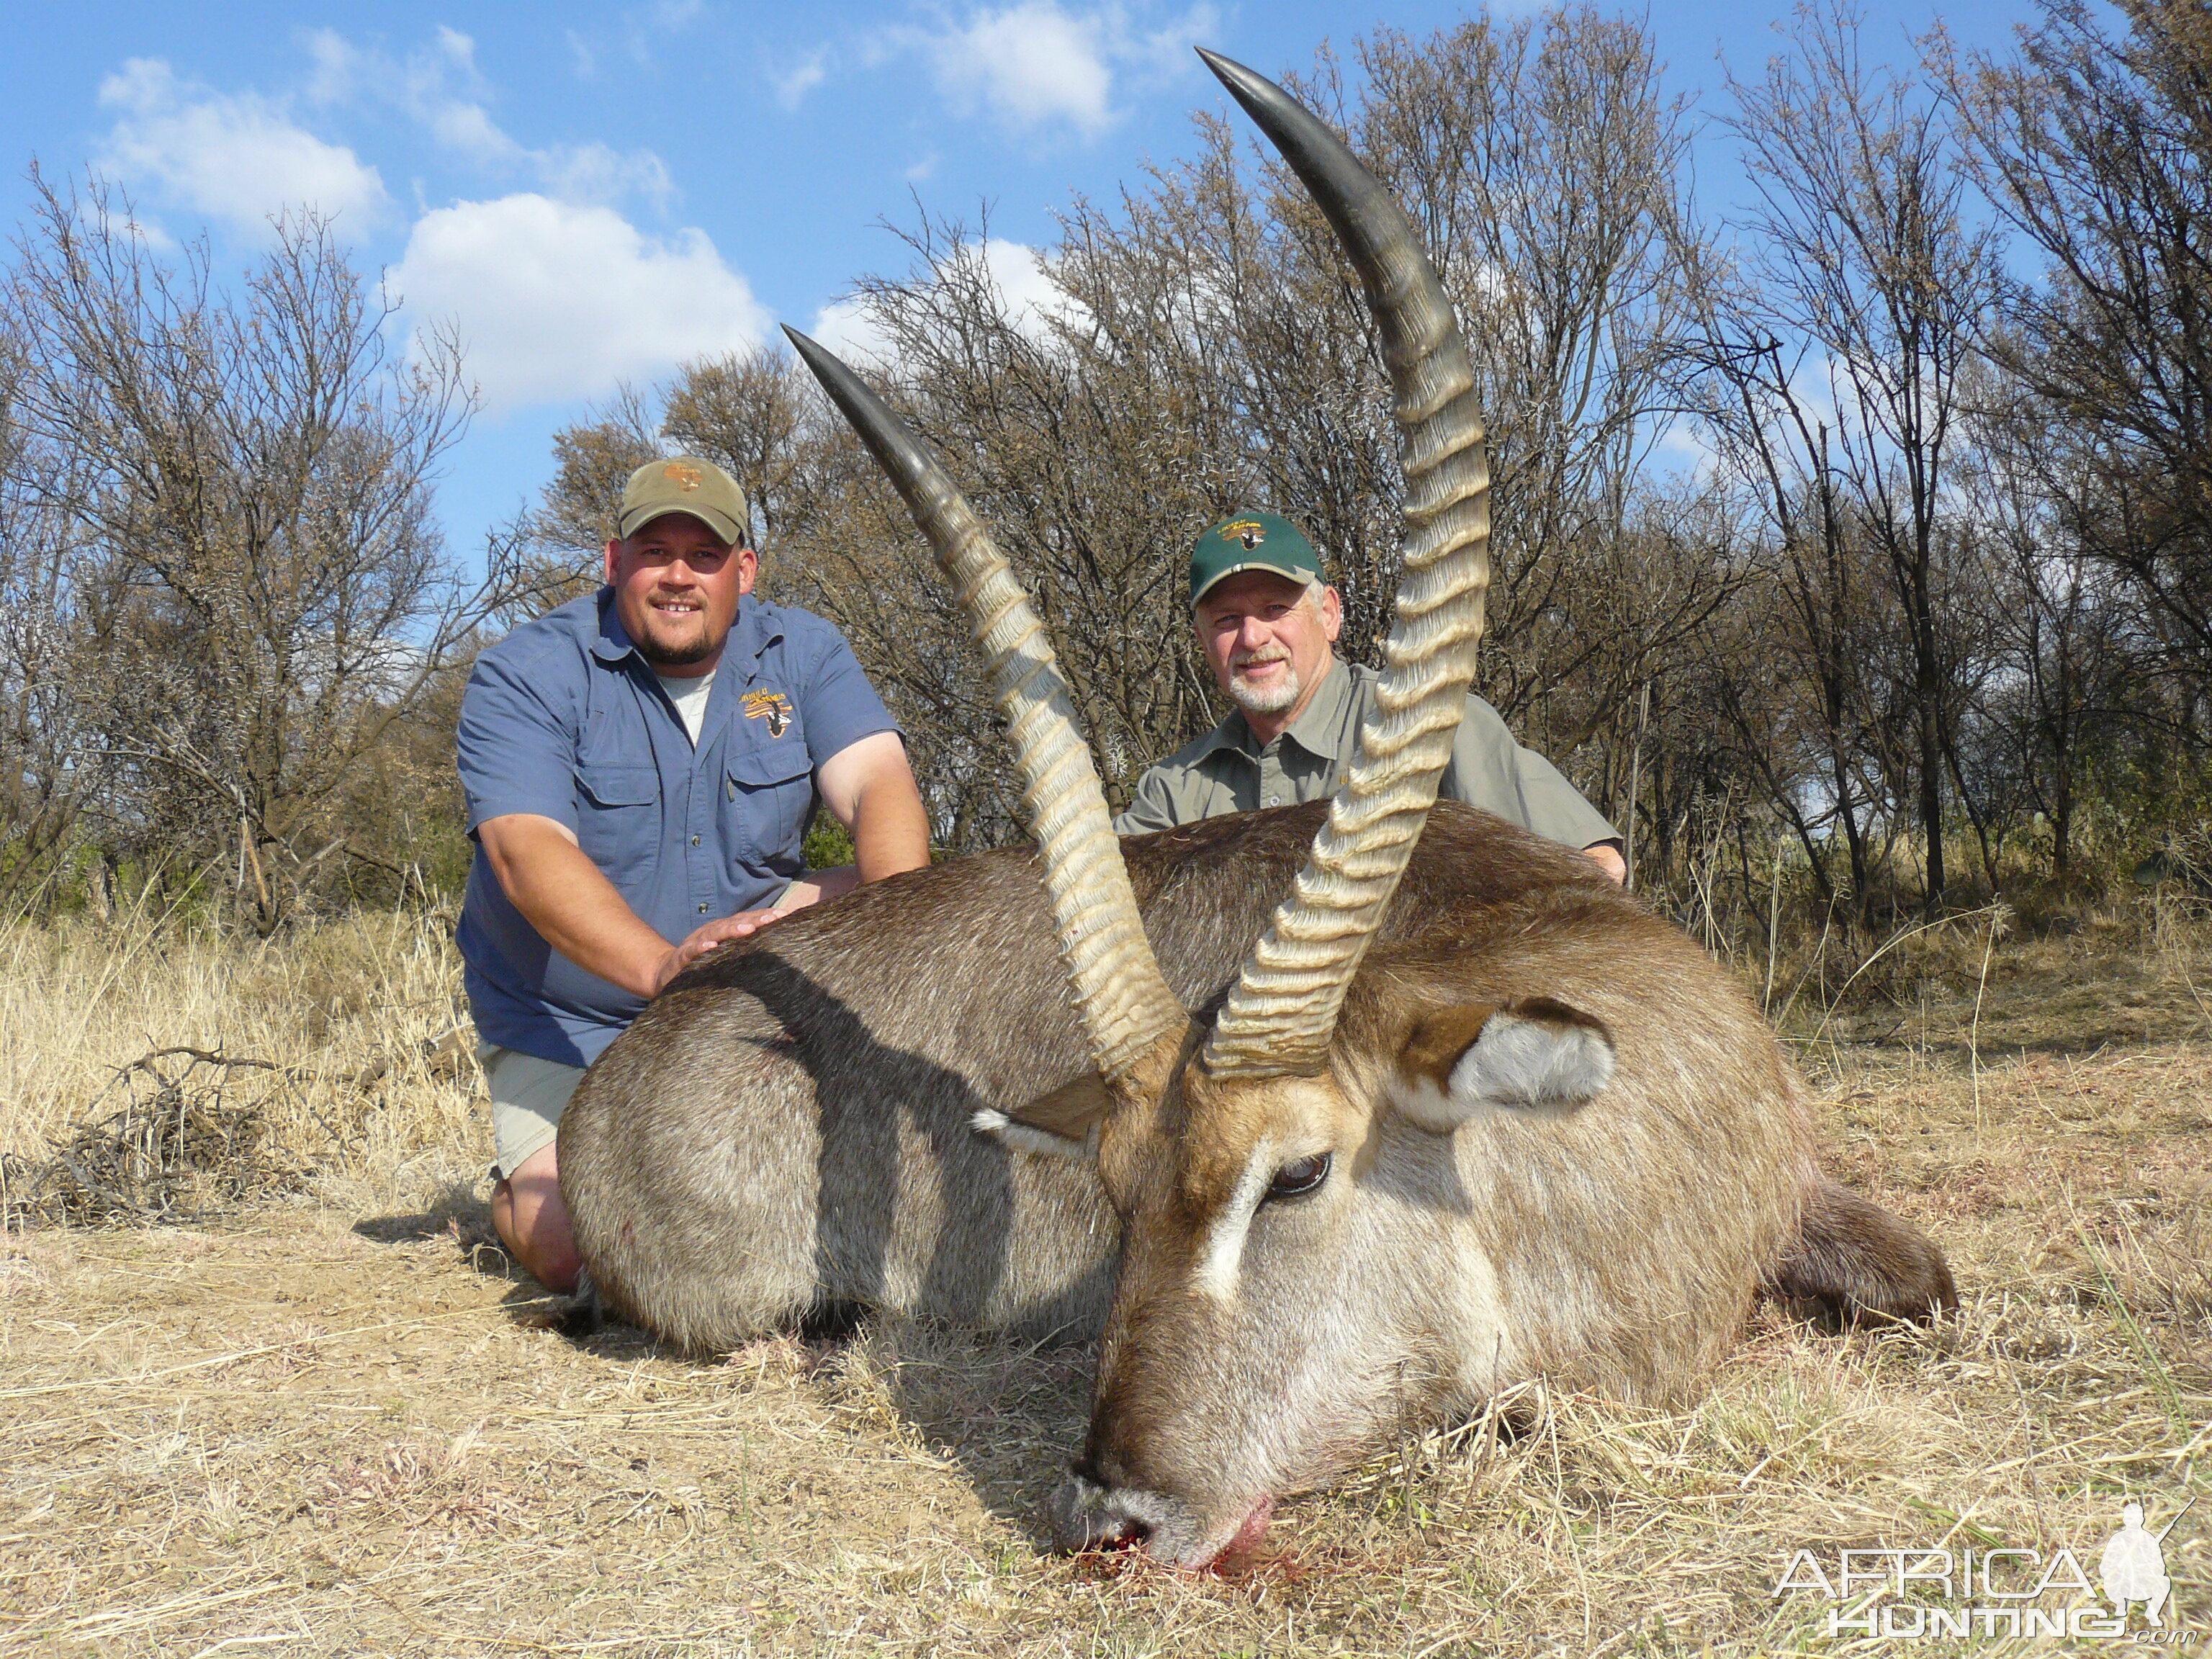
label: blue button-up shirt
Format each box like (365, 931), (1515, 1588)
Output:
(456, 588), (899, 1066)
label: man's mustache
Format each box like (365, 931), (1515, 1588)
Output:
(1230, 646), (1291, 672)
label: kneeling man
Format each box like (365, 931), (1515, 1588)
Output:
(458, 456), (931, 1290)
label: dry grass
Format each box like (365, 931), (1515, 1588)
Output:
(0, 906), (2206, 1655)
(0, 905), (486, 1226)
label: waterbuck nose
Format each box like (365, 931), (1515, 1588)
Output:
(1048, 1465), (1256, 1568)
(1048, 1465), (1148, 1552)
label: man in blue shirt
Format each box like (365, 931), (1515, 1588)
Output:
(457, 454), (931, 1290)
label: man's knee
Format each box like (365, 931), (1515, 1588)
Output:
(493, 1143), (581, 1292)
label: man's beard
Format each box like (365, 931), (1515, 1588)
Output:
(639, 631), (717, 667)
(635, 590), (724, 666)
(1226, 649), (1301, 715)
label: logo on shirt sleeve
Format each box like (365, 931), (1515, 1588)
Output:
(742, 688), (793, 737)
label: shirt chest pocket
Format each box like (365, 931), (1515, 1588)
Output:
(723, 739), (814, 866)
(574, 763), (660, 888)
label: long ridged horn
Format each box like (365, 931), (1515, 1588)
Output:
(783, 325), (1185, 1087)
(1196, 50), (1492, 1079)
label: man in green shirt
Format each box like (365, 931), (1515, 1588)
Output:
(1112, 510), (1627, 883)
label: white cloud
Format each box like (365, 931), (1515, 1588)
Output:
(1123, 3), (1220, 78)
(302, 28), (358, 104)
(616, 0), (709, 72)
(927, 1), (1218, 134)
(392, 194), (768, 412)
(96, 58), (389, 233)
(809, 295), (889, 367)
(303, 27), (669, 209)
(976, 238), (1084, 336)
(541, 143), (675, 209)
(1653, 420), (1721, 482)
(928, 3), (1116, 135)
(773, 50), (829, 111)
(399, 28), (526, 166)
(790, 3), (1216, 137)
(809, 238), (1086, 367)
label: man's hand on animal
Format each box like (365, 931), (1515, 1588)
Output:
(666, 907), (791, 979)
(475, 812), (748, 1002)
(454, 452), (930, 1292)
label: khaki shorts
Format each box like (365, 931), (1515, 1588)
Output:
(480, 1043), (588, 1181)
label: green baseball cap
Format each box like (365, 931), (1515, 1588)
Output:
(619, 454), (750, 547)
(1189, 510), (1323, 604)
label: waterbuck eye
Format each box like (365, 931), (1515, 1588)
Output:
(1266, 1151), (1332, 1202)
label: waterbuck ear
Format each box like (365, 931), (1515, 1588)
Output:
(971, 1071), (1113, 1160)
(1391, 997), (1616, 1133)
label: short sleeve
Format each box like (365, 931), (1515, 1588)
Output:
(1446, 696), (1617, 850)
(1113, 766), (1181, 836)
(457, 647), (582, 835)
(1512, 747), (1619, 849)
(789, 618), (900, 770)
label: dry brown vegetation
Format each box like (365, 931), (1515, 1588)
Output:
(1, 902), (2207, 1655)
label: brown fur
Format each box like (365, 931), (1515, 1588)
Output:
(1007, 1073), (1116, 1141)
(1396, 1004), (1503, 1096)
(558, 801), (1956, 1563)
(1395, 997), (1611, 1099)
(1764, 1176), (1962, 1329)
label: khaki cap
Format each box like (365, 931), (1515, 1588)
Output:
(619, 455), (750, 546)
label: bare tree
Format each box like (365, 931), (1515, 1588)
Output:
(816, 11), (1714, 814)
(662, 344), (815, 547)
(4, 169), (486, 925)
(485, 387), (660, 628)
(469, 3), (2203, 909)
(0, 324), (111, 907)
(1949, 0), (2212, 696)
(482, 14), (1726, 847)
(1723, 1), (2000, 912)
(1958, 380), (2146, 878)
(1338, 12), (1706, 735)
(1682, 292), (1907, 914)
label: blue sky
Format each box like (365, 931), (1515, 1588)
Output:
(1, 0), (2044, 564)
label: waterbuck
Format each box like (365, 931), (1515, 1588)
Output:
(557, 50), (1956, 1568)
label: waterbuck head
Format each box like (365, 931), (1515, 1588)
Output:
(788, 50), (1637, 1566)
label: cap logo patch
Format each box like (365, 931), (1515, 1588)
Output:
(742, 688), (793, 737)
(1220, 519), (1266, 550)
(664, 462), (703, 493)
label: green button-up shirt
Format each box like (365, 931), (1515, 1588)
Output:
(1112, 657), (1619, 850)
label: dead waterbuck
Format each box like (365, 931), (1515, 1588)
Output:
(557, 49), (1955, 1569)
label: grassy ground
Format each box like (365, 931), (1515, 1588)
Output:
(0, 900), (2206, 1655)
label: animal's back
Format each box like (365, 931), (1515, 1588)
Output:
(561, 802), (1794, 1360)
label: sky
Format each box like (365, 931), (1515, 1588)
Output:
(0, 0), (2049, 565)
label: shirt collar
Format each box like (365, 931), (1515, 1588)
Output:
(1199, 654), (1352, 761)
(590, 588), (783, 674)
(727, 593), (782, 678)
(590, 586), (634, 662)
(1277, 655), (1355, 757)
